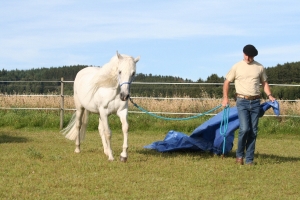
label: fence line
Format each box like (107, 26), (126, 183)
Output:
(134, 82), (300, 87)
(1, 80), (300, 129)
(0, 107), (60, 110)
(2, 80), (300, 86)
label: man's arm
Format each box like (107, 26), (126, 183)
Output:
(222, 79), (231, 107)
(262, 81), (275, 102)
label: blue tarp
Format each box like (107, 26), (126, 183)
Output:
(144, 101), (280, 155)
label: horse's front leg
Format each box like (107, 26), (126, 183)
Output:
(98, 118), (109, 156)
(99, 112), (114, 161)
(118, 110), (128, 162)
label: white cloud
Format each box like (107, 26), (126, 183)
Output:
(0, 0), (300, 80)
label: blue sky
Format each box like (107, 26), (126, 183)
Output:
(1, 0), (300, 81)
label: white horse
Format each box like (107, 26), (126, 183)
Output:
(62, 52), (140, 162)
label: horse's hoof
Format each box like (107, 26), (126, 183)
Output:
(74, 149), (80, 153)
(120, 156), (127, 162)
(108, 157), (114, 161)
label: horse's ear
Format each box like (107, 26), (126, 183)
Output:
(134, 56), (140, 63)
(117, 51), (123, 59)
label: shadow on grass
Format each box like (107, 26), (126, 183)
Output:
(137, 149), (300, 164)
(224, 151), (300, 164)
(137, 148), (213, 160)
(256, 153), (300, 164)
(0, 134), (29, 144)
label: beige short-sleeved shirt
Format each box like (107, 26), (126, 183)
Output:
(225, 60), (268, 96)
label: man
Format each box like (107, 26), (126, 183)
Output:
(222, 44), (275, 165)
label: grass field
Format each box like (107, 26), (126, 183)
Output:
(0, 127), (299, 199)
(0, 95), (300, 199)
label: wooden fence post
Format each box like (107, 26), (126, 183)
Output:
(60, 77), (64, 130)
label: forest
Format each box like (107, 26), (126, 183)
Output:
(0, 61), (300, 99)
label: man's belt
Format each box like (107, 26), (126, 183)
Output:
(236, 93), (261, 100)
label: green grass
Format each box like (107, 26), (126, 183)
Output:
(0, 126), (299, 199)
(1, 110), (300, 135)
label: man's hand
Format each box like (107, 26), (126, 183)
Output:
(222, 97), (229, 107)
(268, 94), (276, 102)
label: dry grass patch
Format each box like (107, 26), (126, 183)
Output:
(2, 95), (298, 116)
(0, 95), (74, 109)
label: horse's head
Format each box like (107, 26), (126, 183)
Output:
(117, 52), (140, 101)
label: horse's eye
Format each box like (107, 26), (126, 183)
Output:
(132, 72), (135, 76)
(119, 71), (121, 75)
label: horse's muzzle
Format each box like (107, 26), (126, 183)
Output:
(120, 93), (129, 101)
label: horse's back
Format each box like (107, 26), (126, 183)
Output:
(73, 67), (100, 111)
(74, 66), (121, 113)
(75, 67), (99, 83)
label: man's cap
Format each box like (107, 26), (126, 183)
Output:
(243, 44), (258, 57)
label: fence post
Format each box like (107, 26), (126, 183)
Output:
(60, 77), (64, 130)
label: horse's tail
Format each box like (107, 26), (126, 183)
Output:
(61, 110), (89, 141)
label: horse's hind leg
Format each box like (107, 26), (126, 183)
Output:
(74, 108), (84, 153)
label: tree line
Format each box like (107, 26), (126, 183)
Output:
(0, 61), (300, 99)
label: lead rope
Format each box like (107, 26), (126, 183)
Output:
(219, 105), (230, 158)
(129, 97), (222, 121)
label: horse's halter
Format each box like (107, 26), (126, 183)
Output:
(119, 75), (135, 87)
(118, 75), (135, 101)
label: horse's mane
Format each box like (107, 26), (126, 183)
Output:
(92, 56), (119, 89)
(91, 54), (134, 91)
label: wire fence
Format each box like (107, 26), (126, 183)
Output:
(1, 79), (300, 129)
